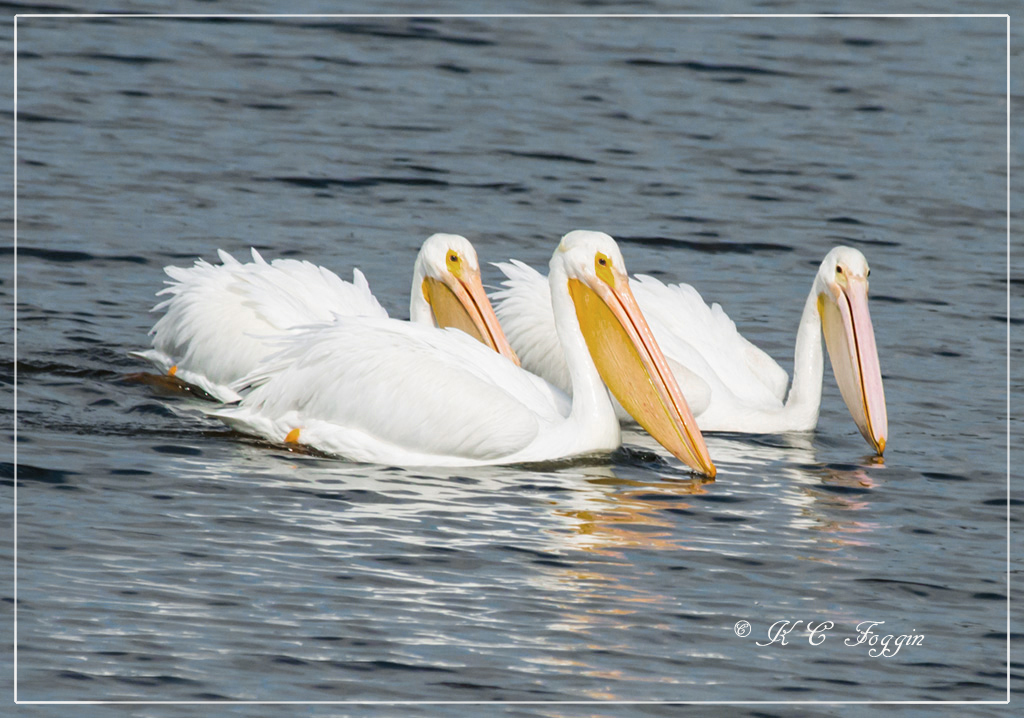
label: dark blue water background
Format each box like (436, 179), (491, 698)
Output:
(5, 6), (1018, 718)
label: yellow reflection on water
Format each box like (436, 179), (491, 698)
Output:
(550, 469), (709, 558)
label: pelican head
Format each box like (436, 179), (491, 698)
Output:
(815, 246), (888, 454)
(411, 233), (520, 365)
(553, 230), (716, 477)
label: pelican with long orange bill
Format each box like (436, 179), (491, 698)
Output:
(215, 230), (716, 474)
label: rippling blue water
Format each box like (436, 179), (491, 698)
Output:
(6, 6), (1018, 717)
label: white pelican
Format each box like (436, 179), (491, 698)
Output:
(213, 230), (717, 474)
(134, 234), (518, 401)
(493, 246), (887, 454)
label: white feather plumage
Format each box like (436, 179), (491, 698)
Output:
(134, 248), (386, 401)
(217, 318), (571, 466)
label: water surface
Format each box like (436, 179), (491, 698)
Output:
(7, 8), (1015, 716)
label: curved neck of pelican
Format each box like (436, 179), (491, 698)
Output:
(547, 259), (621, 436)
(782, 281), (826, 427)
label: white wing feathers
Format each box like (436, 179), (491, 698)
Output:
(194, 248), (388, 328)
(492, 260), (571, 392)
(216, 318), (571, 465)
(136, 249), (388, 401)
(630, 274), (788, 408)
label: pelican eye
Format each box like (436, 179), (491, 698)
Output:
(446, 251), (464, 278)
(836, 265), (844, 275)
(595, 252), (615, 286)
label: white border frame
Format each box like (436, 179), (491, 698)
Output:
(9, 9), (1015, 704)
